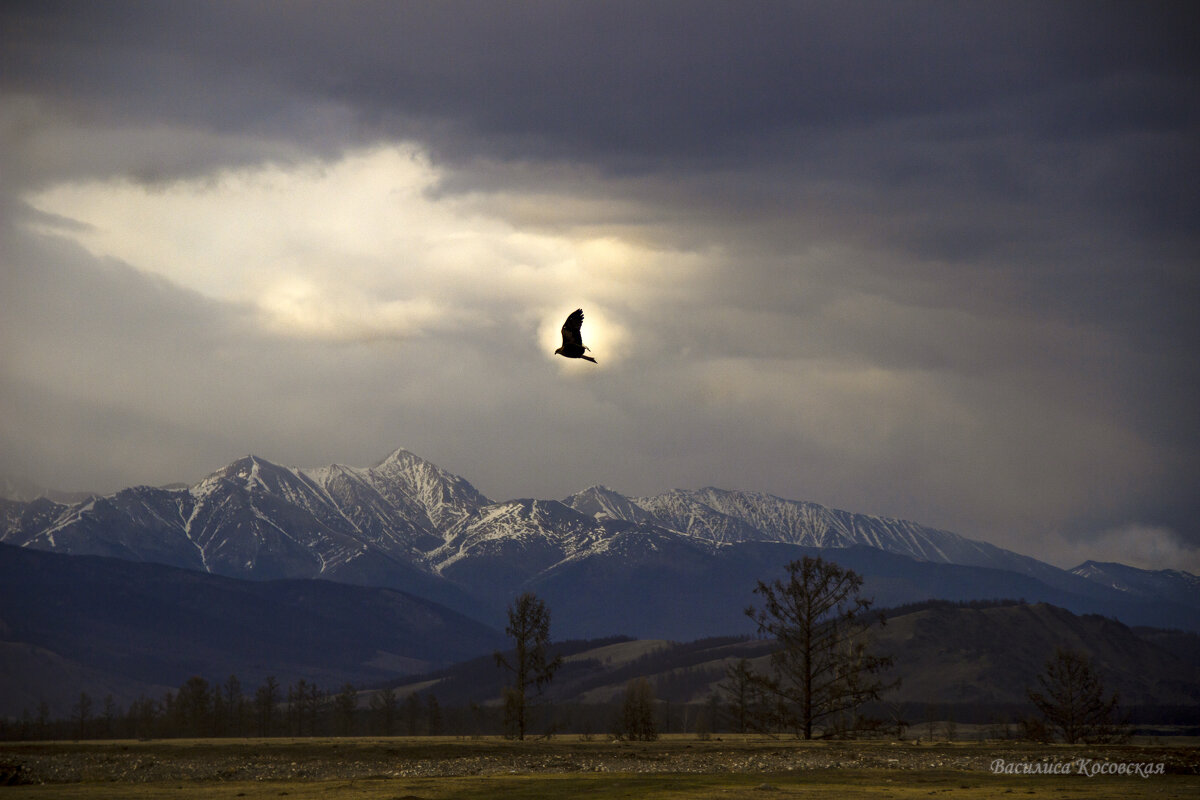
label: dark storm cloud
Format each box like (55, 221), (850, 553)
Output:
(8, 2), (1196, 159)
(1, 1), (1197, 568)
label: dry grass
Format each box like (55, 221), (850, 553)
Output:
(2, 737), (1197, 799)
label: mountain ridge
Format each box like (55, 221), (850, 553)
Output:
(2, 448), (1195, 636)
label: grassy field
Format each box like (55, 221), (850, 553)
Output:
(11, 772), (1200, 800)
(2, 736), (1197, 799)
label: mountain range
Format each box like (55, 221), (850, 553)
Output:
(2, 447), (1197, 640)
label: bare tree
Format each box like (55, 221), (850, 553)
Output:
(304, 682), (322, 736)
(285, 679), (306, 736)
(335, 683), (357, 736)
(36, 701), (50, 739)
(494, 592), (562, 740)
(720, 658), (767, 734)
(425, 694), (442, 736)
(617, 678), (659, 741)
(72, 692), (92, 740)
(745, 556), (895, 739)
(223, 675), (244, 736)
(404, 693), (421, 736)
(1027, 648), (1128, 743)
(101, 695), (117, 738)
(254, 676), (280, 737)
(176, 676), (211, 737)
(370, 687), (398, 736)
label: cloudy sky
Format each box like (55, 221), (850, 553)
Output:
(2, 1), (1197, 571)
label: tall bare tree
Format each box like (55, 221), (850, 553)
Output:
(1027, 648), (1128, 743)
(425, 694), (443, 736)
(495, 592), (562, 740)
(720, 658), (768, 734)
(254, 676), (280, 737)
(72, 692), (92, 741)
(745, 555), (894, 739)
(335, 683), (357, 736)
(223, 675), (244, 736)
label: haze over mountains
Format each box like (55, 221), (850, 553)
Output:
(2, 447), (1196, 638)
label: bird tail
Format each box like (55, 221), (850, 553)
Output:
(582, 355), (597, 363)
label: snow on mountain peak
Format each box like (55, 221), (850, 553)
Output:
(563, 485), (653, 525)
(9, 445), (1192, 626)
(1068, 560), (1200, 603)
(374, 446), (415, 466)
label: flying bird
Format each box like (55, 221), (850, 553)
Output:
(555, 308), (597, 363)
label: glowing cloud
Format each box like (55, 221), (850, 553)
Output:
(25, 145), (612, 342)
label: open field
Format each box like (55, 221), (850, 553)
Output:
(2, 736), (1197, 799)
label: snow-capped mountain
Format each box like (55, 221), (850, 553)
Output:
(564, 485), (657, 526)
(2, 447), (1195, 636)
(2, 449), (484, 577)
(569, 485), (1050, 575)
(0, 449), (488, 613)
(1070, 560), (1200, 612)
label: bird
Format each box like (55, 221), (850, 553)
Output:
(555, 308), (597, 363)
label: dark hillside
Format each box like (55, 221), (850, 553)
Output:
(383, 600), (1200, 719)
(0, 544), (503, 717)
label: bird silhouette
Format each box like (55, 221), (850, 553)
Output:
(555, 308), (597, 363)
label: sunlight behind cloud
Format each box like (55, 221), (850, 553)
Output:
(26, 144), (647, 343)
(538, 303), (631, 369)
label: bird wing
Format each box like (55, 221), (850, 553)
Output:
(560, 308), (585, 348)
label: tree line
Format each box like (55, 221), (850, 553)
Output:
(0, 675), (455, 742)
(1, 556), (1129, 743)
